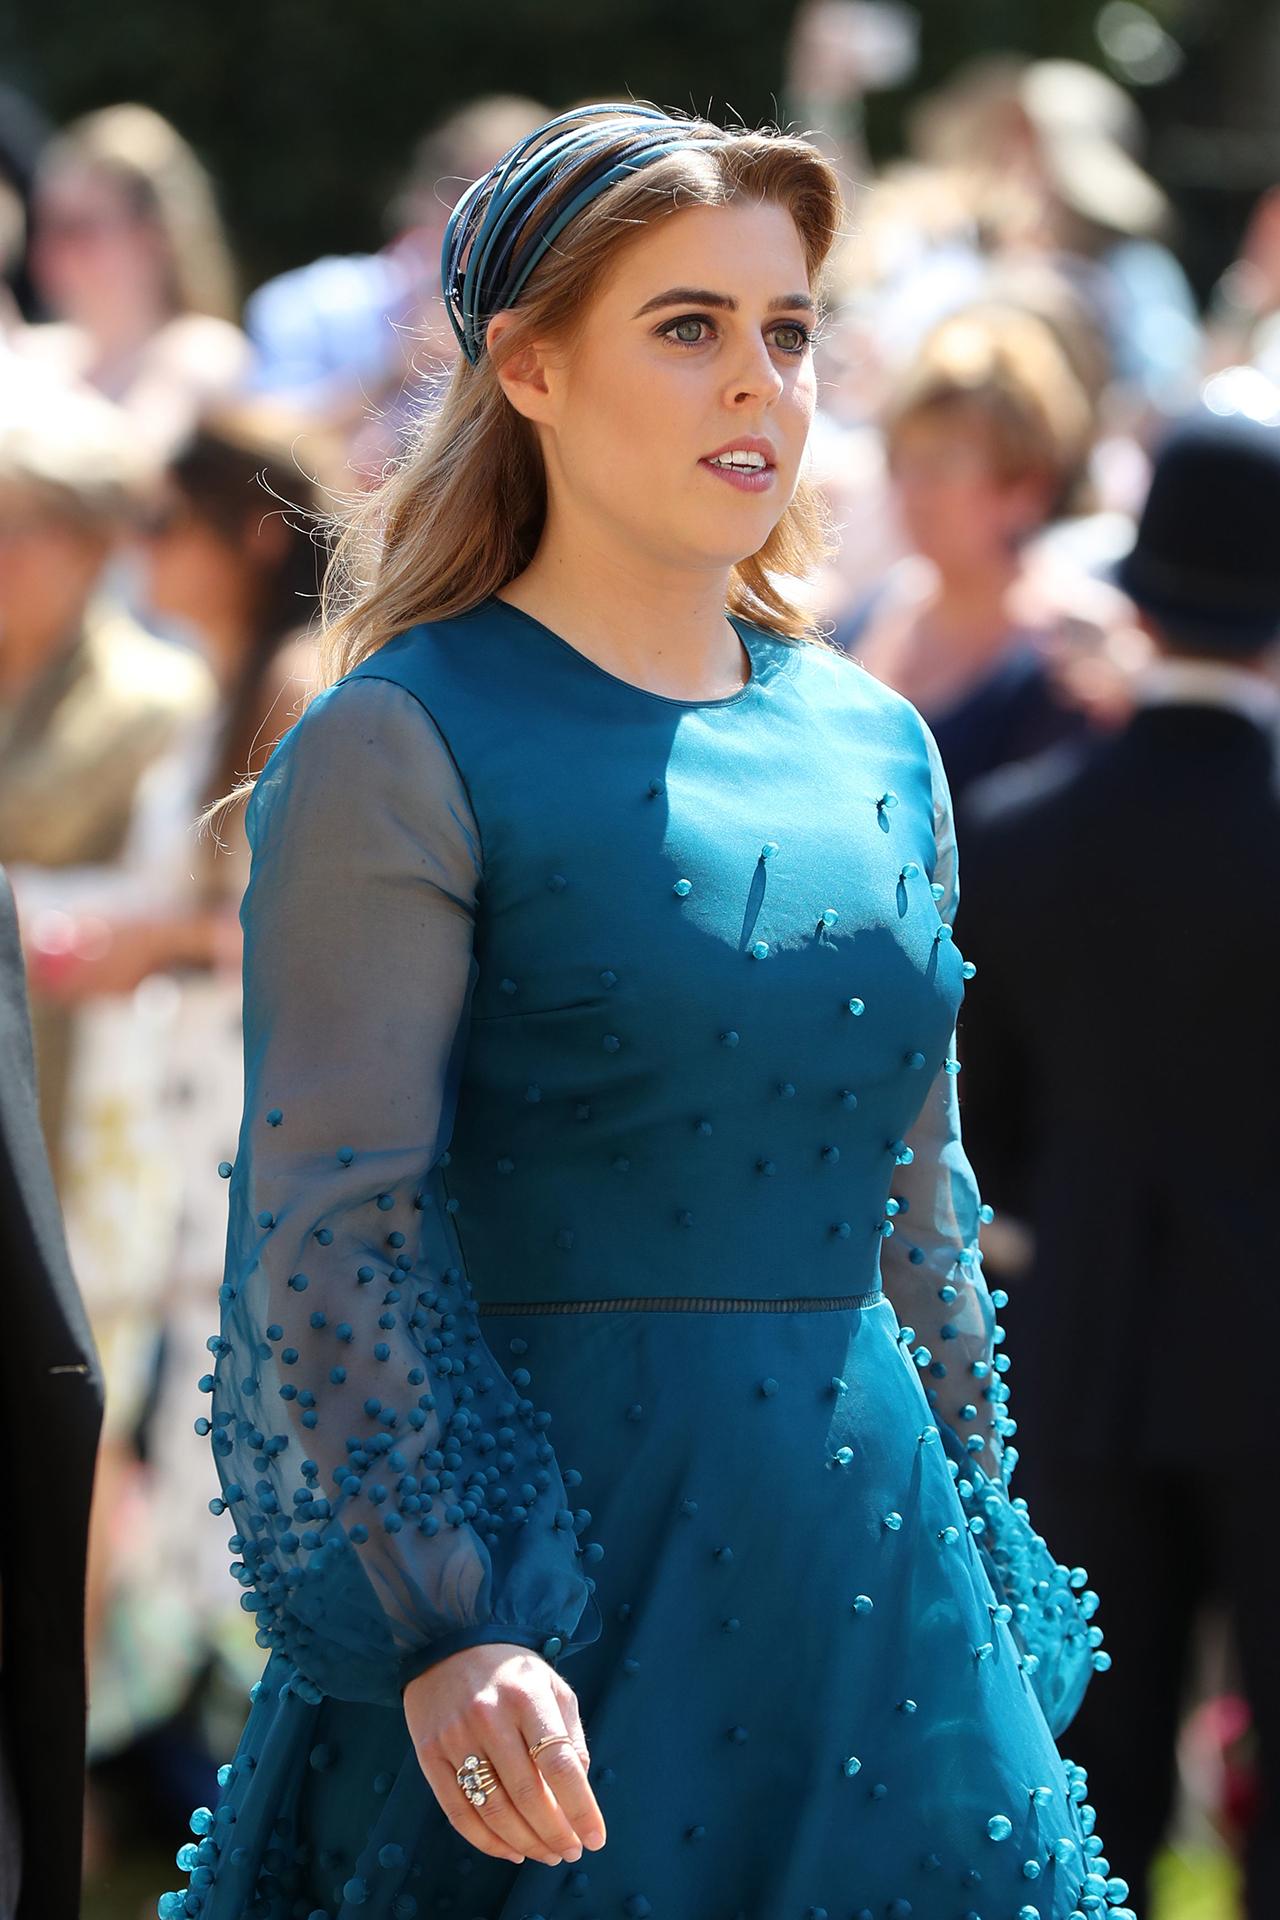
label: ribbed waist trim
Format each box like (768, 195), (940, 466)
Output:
(476, 1289), (885, 1315)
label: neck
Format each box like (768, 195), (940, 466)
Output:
(79, 294), (171, 377)
(496, 511), (745, 699)
(923, 555), (1024, 662)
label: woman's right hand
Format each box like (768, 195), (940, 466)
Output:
(404, 1642), (607, 1866)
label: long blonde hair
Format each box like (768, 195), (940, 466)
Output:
(202, 114), (845, 833)
(38, 103), (238, 321)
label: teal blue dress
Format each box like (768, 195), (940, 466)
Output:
(159, 597), (1130, 1920)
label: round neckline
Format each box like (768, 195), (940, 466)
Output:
(486, 594), (763, 709)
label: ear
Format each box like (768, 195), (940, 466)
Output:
(486, 310), (556, 427)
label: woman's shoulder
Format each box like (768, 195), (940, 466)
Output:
(783, 616), (936, 738)
(275, 668), (448, 758)
(246, 670), (478, 869)
(258, 602), (527, 781)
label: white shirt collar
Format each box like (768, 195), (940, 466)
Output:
(1131, 656), (1280, 728)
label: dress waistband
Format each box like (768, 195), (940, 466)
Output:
(475, 1289), (885, 1315)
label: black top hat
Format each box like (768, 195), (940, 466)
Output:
(1115, 405), (1280, 650)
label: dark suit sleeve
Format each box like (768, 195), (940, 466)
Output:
(0, 864), (104, 1920)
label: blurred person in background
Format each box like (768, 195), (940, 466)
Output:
(907, 56), (1201, 426)
(11, 405), (330, 1879)
(804, 161), (981, 619)
(0, 860), (104, 1920)
(808, 151), (1142, 635)
(0, 376), (215, 1186)
(244, 94), (548, 471)
(955, 405), (1280, 1920)
(1204, 181), (1280, 385)
(0, 377), (214, 1899)
(15, 104), (252, 459)
(831, 302), (1132, 810)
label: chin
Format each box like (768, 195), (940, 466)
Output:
(691, 504), (785, 560)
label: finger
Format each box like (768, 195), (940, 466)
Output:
(418, 1746), (523, 1862)
(519, 1698), (607, 1850)
(484, 1714), (588, 1860)
(551, 1674), (593, 1772)
(464, 1752), (571, 1869)
(417, 1746), (553, 1866)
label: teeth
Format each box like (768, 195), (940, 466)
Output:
(708, 450), (768, 469)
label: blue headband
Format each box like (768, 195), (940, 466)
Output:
(441, 103), (713, 365)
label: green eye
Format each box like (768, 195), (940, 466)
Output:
(771, 323), (810, 353)
(668, 316), (709, 344)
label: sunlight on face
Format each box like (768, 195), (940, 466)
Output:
(537, 198), (817, 574)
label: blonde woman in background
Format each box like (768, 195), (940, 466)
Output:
(16, 104), (252, 458)
(834, 303), (1134, 808)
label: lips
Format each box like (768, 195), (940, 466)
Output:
(698, 434), (779, 494)
(702, 435), (782, 495)
(700, 433), (778, 467)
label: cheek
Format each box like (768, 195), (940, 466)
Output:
(0, 533), (88, 604)
(145, 532), (222, 610)
(29, 237), (77, 299)
(899, 474), (986, 533)
(0, 553), (34, 610)
(893, 475), (945, 527)
(791, 361), (818, 430)
(561, 350), (698, 491)
(603, 353), (688, 439)
(967, 486), (1020, 543)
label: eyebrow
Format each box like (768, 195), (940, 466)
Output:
(631, 286), (816, 318)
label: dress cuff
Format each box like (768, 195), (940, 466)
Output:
(398, 1624), (569, 1694)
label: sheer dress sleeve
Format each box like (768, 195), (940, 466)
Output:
(204, 675), (601, 1709)
(878, 722), (1105, 1736)
(878, 724), (1012, 1475)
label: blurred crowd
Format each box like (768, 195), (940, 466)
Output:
(2, 18), (1277, 1918)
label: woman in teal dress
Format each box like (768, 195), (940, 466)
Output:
(159, 105), (1130, 1920)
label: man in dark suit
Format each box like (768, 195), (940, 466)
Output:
(0, 863), (103, 1919)
(955, 405), (1280, 1920)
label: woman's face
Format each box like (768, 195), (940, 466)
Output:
(0, 485), (111, 644)
(504, 197), (818, 576)
(136, 491), (254, 642)
(889, 412), (1051, 575)
(30, 166), (168, 326)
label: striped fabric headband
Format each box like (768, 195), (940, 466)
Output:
(441, 103), (716, 366)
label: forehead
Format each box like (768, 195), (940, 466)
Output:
(38, 166), (128, 214)
(0, 479), (88, 526)
(598, 198), (810, 304)
(891, 402), (1000, 453)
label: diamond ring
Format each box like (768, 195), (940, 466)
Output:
(456, 1752), (500, 1807)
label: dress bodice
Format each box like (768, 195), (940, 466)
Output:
(348, 599), (967, 1309)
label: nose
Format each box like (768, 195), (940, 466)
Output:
(721, 335), (785, 410)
